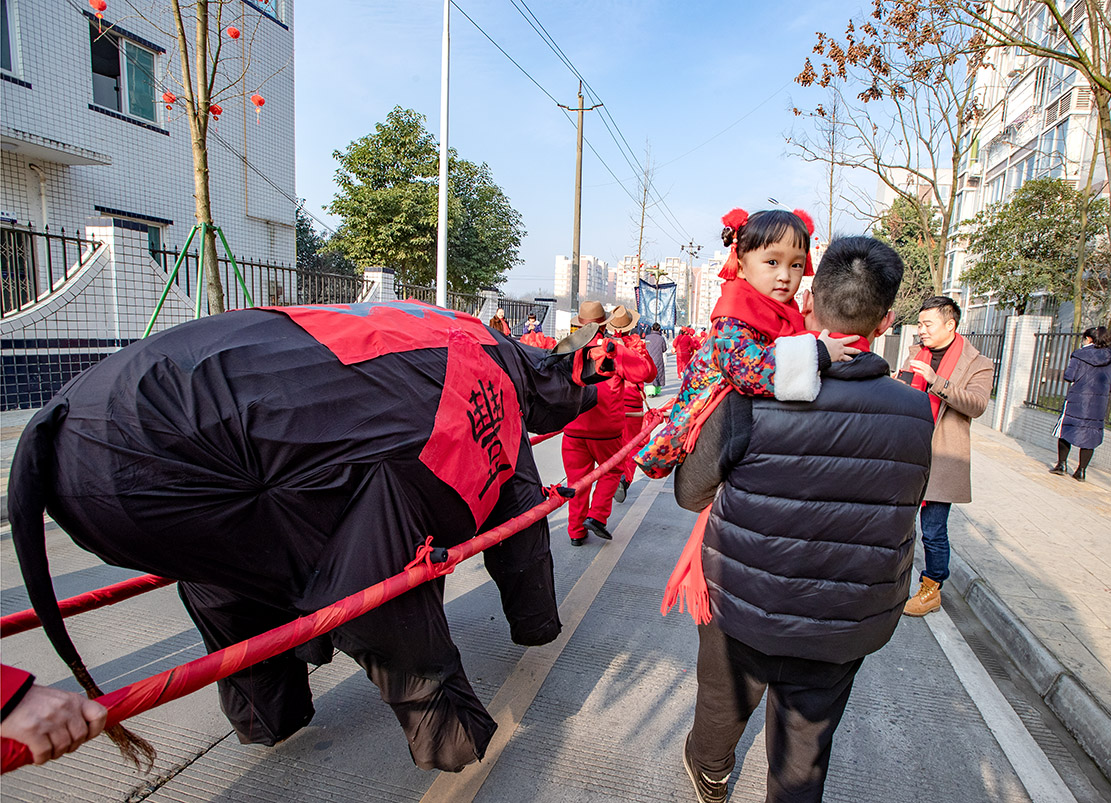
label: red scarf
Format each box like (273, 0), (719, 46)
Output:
(710, 276), (804, 339)
(911, 334), (964, 422)
(662, 331), (873, 625)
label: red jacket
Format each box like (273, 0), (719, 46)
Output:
(564, 334), (656, 439)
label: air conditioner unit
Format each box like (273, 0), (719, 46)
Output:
(966, 175), (982, 186)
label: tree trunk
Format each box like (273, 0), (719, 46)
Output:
(1073, 131), (1101, 330)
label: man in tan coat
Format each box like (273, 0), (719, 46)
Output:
(899, 296), (993, 616)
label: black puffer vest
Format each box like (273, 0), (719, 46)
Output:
(705, 352), (934, 663)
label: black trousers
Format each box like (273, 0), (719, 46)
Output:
(689, 624), (864, 803)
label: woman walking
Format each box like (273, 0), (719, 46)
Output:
(1050, 326), (1111, 482)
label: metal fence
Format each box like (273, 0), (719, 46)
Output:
(500, 298), (548, 336)
(394, 282), (486, 318)
(152, 249), (375, 309)
(1025, 331), (1111, 426)
(1, 223), (101, 317)
(963, 332), (1006, 395)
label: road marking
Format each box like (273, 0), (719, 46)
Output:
(419, 478), (666, 803)
(925, 607), (1077, 803)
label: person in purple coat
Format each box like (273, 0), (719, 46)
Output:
(1050, 325), (1111, 482)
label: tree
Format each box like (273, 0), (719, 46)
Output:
(943, 1), (1111, 225)
(790, 2), (992, 293)
(296, 206), (356, 276)
(961, 178), (1108, 314)
(328, 107), (524, 294)
(872, 197), (941, 326)
(121, 0), (285, 314)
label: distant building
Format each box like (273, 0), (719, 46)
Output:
(554, 254), (609, 305)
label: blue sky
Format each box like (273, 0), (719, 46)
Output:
(294, 0), (874, 296)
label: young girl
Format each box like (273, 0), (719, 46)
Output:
(636, 207), (856, 478)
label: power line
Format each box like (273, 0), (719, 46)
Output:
(451, 2), (685, 247)
(507, 0), (692, 243)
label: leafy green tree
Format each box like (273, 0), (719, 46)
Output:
(961, 178), (1108, 314)
(328, 107), (524, 293)
(872, 197), (940, 327)
(296, 205), (356, 275)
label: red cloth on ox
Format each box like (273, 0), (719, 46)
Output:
(265, 301), (496, 365)
(419, 329), (522, 528)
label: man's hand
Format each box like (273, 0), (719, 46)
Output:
(909, 359), (938, 386)
(0, 685), (107, 765)
(817, 330), (862, 363)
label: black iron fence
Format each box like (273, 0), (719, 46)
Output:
(151, 248), (375, 309)
(1026, 332), (1111, 426)
(1, 223), (101, 317)
(395, 281), (486, 317)
(500, 298), (547, 336)
(963, 332), (1006, 395)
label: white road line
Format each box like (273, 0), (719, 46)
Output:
(420, 477), (666, 803)
(925, 607), (1076, 803)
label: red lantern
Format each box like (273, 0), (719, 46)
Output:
(162, 91), (176, 110)
(226, 26), (240, 39)
(89, 0), (106, 32)
(250, 93), (265, 124)
(209, 103), (222, 120)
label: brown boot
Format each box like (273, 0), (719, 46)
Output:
(903, 577), (941, 616)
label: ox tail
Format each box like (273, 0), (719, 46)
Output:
(7, 399), (156, 772)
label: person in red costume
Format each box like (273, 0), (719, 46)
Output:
(608, 305), (653, 503)
(1, 665), (107, 766)
(561, 301), (657, 544)
(673, 326), (698, 380)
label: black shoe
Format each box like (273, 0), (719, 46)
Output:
(1073, 467), (1086, 482)
(1049, 463), (1067, 475)
(614, 476), (628, 504)
(570, 536), (587, 547)
(682, 733), (728, 803)
(583, 517), (613, 540)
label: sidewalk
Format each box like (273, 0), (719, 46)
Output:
(948, 422), (1111, 776)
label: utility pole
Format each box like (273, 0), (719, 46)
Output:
(681, 240), (701, 326)
(559, 82), (600, 310)
(435, 0), (449, 308)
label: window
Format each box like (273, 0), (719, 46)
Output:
(90, 25), (157, 122)
(1, 0), (13, 73)
(1048, 119), (1069, 178)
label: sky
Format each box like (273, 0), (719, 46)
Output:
(294, 0), (877, 297)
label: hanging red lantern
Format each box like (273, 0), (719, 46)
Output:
(162, 91), (176, 110)
(89, 0), (107, 32)
(226, 26), (240, 39)
(209, 103), (222, 120)
(250, 93), (265, 124)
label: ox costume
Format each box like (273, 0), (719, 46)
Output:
(8, 302), (598, 772)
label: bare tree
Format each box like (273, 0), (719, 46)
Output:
(790, 4), (993, 293)
(632, 142), (658, 282)
(111, 0), (287, 314)
(946, 0), (1111, 231)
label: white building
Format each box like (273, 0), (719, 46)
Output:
(945, 1), (1107, 327)
(1, 1), (296, 408)
(554, 254), (609, 304)
(1, 1), (295, 269)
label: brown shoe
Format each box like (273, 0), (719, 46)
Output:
(903, 577), (941, 616)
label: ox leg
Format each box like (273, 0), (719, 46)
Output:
(480, 448), (561, 647)
(178, 582), (315, 746)
(329, 583), (497, 773)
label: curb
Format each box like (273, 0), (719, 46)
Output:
(948, 550), (1111, 779)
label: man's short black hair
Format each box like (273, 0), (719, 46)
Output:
(920, 295), (961, 326)
(811, 236), (904, 335)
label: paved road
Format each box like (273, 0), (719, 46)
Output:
(2, 381), (1109, 802)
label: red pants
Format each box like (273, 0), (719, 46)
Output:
(561, 434), (624, 539)
(622, 414), (645, 481)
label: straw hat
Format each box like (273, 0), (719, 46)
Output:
(570, 300), (611, 328)
(607, 304), (639, 333)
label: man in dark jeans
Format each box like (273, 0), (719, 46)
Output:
(673, 237), (934, 803)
